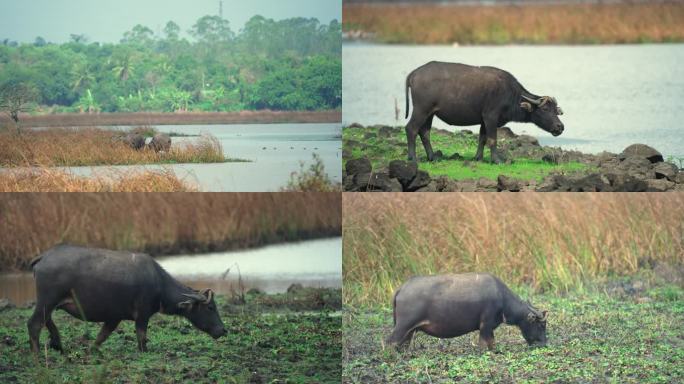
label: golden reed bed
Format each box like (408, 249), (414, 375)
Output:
(343, 193), (684, 306)
(0, 193), (342, 271)
(343, 2), (684, 44)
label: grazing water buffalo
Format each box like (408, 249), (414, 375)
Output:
(148, 133), (171, 152)
(123, 133), (146, 150)
(388, 273), (547, 351)
(27, 245), (227, 353)
(405, 62), (565, 163)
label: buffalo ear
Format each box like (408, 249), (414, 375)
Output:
(177, 300), (194, 310)
(542, 310), (548, 321)
(520, 102), (533, 112)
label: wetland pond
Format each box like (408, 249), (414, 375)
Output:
(343, 43), (684, 159)
(65, 123), (342, 191)
(0, 237), (342, 305)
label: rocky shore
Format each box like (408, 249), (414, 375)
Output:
(343, 124), (683, 192)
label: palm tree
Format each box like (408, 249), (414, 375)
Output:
(110, 53), (136, 82)
(71, 62), (95, 93)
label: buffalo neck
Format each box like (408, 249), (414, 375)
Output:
(157, 266), (197, 315)
(500, 284), (530, 325)
(507, 90), (539, 124)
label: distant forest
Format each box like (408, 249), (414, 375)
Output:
(0, 15), (341, 113)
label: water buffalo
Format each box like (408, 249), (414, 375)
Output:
(387, 273), (547, 351)
(123, 133), (146, 150)
(148, 133), (171, 152)
(27, 244), (227, 353)
(405, 62), (565, 163)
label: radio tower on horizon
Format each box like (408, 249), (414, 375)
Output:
(219, 1), (223, 18)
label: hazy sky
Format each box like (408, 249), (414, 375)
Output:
(0, 0), (341, 43)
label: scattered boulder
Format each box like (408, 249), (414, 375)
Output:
(348, 122), (364, 129)
(148, 133), (171, 152)
(406, 170), (431, 191)
(346, 158), (372, 176)
(653, 162), (678, 181)
(363, 132), (377, 139)
(287, 283), (304, 293)
(476, 178), (498, 191)
(497, 126), (517, 139)
(378, 126), (397, 137)
(646, 179), (675, 192)
(389, 160), (417, 187)
(448, 152), (463, 160)
(367, 173), (403, 192)
(619, 144), (663, 163)
(497, 175), (521, 192)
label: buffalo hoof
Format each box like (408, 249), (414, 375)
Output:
(49, 340), (63, 352)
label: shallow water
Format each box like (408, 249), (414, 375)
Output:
(66, 123), (342, 191)
(0, 238), (342, 305)
(343, 43), (684, 159)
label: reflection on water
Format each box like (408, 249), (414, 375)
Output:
(66, 123), (342, 192)
(343, 43), (684, 158)
(0, 238), (342, 305)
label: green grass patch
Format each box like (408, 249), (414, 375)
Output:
(343, 125), (589, 182)
(343, 284), (684, 383)
(0, 290), (341, 383)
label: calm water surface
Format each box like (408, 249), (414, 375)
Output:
(343, 43), (684, 158)
(67, 123), (342, 191)
(0, 238), (341, 305)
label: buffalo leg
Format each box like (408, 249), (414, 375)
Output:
(27, 306), (46, 353)
(135, 318), (149, 352)
(483, 118), (503, 164)
(95, 320), (121, 347)
(474, 123), (486, 161)
(418, 115), (435, 161)
(405, 111), (427, 161)
(45, 316), (62, 352)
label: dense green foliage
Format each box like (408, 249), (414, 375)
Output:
(0, 15), (341, 113)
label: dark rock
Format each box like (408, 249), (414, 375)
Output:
(416, 181), (438, 192)
(353, 172), (372, 191)
(540, 173), (612, 192)
(541, 153), (559, 164)
(345, 139), (361, 148)
(653, 162), (678, 181)
(476, 178), (498, 190)
(517, 135), (540, 147)
(448, 152), (463, 160)
(0, 298), (14, 311)
(676, 173), (684, 185)
(406, 170), (431, 191)
(148, 133), (171, 152)
(432, 150), (444, 161)
(461, 129), (473, 135)
(454, 180), (478, 192)
(346, 158), (372, 176)
(348, 122), (364, 128)
(378, 126), (396, 137)
(646, 179), (675, 192)
(367, 173), (402, 192)
(342, 148), (351, 159)
(287, 283), (304, 293)
(247, 288), (265, 295)
(619, 144), (663, 163)
(604, 173), (648, 192)
(363, 132), (377, 139)
(497, 175), (521, 192)
(389, 160), (417, 187)
(497, 126), (517, 139)
(434, 176), (459, 192)
(343, 175), (356, 191)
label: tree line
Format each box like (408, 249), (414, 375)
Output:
(0, 15), (341, 114)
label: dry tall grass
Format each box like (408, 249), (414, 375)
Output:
(343, 193), (684, 307)
(0, 128), (225, 166)
(343, 3), (684, 44)
(0, 193), (342, 271)
(0, 167), (197, 192)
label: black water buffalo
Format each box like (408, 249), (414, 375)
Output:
(148, 133), (171, 152)
(123, 133), (146, 150)
(27, 245), (227, 353)
(405, 62), (565, 163)
(388, 273), (547, 351)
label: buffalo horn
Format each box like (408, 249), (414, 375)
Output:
(182, 292), (207, 303)
(521, 94), (543, 105)
(201, 288), (214, 304)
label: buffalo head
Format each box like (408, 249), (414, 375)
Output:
(178, 288), (227, 339)
(518, 303), (548, 347)
(521, 95), (564, 136)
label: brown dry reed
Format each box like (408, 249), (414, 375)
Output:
(343, 3), (684, 44)
(0, 167), (197, 192)
(0, 193), (342, 271)
(343, 193), (684, 307)
(0, 128), (225, 167)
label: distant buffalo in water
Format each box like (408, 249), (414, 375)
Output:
(148, 133), (171, 152)
(405, 62), (565, 163)
(27, 245), (227, 353)
(388, 273), (548, 351)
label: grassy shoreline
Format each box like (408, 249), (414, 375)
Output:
(0, 193), (342, 271)
(0, 289), (342, 383)
(343, 3), (684, 45)
(1, 110), (341, 128)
